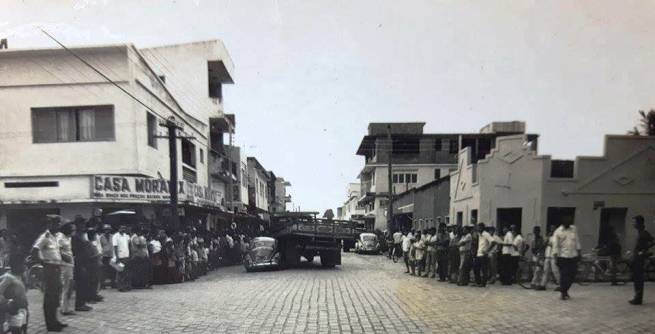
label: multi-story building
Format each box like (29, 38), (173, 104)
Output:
(355, 121), (526, 230)
(391, 176), (451, 231)
(340, 183), (365, 223)
(270, 177), (291, 213)
(247, 157), (270, 218)
(450, 133), (655, 252)
(0, 40), (234, 248)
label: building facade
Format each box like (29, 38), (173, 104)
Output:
(392, 176), (451, 231)
(450, 134), (655, 252)
(0, 40), (234, 248)
(355, 121), (526, 230)
(341, 183), (365, 222)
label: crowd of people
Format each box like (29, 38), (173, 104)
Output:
(386, 215), (654, 304)
(1, 215), (263, 333)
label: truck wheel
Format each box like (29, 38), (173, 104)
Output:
(284, 240), (300, 267)
(321, 253), (336, 268)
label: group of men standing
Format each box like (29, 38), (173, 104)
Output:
(392, 214), (653, 304)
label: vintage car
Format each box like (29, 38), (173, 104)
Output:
(355, 233), (380, 254)
(243, 237), (281, 272)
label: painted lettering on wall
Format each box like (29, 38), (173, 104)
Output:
(91, 175), (223, 208)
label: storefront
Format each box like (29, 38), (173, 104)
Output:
(0, 174), (225, 252)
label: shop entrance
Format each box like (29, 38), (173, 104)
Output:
(598, 208), (627, 248)
(496, 208), (522, 233)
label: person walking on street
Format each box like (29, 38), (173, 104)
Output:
(113, 225), (132, 291)
(402, 231), (413, 274)
(629, 215), (654, 305)
(457, 226), (473, 286)
(435, 224), (450, 281)
(392, 230), (403, 261)
(552, 218), (582, 300)
(32, 217), (68, 332)
(474, 223), (495, 287)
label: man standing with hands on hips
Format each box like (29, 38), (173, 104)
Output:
(32, 216), (68, 332)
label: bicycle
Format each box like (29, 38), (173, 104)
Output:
(576, 250), (631, 285)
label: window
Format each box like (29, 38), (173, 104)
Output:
(181, 138), (196, 168)
(199, 149), (204, 164)
(551, 160), (574, 178)
(448, 138), (459, 154)
(434, 138), (442, 151)
(32, 105), (114, 143)
(434, 169), (441, 180)
(471, 209), (478, 224)
(147, 112), (157, 148)
(392, 172), (417, 184)
(209, 82), (222, 101)
(392, 137), (419, 154)
(4, 181), (59, 188)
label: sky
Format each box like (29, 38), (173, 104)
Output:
(1, 0), (654, 213)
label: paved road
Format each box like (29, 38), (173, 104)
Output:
(27, 253), (653, 333)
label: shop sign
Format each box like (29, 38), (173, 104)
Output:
(91, 175), (223, 208)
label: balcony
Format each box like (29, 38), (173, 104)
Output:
(209, 149), (237, 182)
(284, 195), (292, 203)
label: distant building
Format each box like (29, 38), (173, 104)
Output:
(341, 182), (366, 224)
(392, 176), (450, 232)
(450, 134), (655, 252)
(247, 157), (270, 218)
(355, 121), (526, 230)
(271, 177), (291, 213)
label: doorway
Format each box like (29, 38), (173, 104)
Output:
(7, 208), (60, 256)
(496, 208), (522, 233)
(546, 207), (576, 232)
(598, 208), (627, 248)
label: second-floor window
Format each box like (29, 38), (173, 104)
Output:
(147, 112), (157, 148)
(181, 138), (196, 168)
(392, 172), (417, 184)
(392, 137), (420, 155)
(32, 105), (114, 143)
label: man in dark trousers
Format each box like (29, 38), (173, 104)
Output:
(32, 217), (68, 332)
(552, 218), (582, 300)
(630, 215), (654, 305)
(72, 216), (93, 312)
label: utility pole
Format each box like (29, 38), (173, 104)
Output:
(157, 116), (187, 232)
(387, 125), (394, 232)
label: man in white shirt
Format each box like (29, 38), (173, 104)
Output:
(112, 225), (132, 292)
(424, 228), (438, 278)
(474, 223), (495, 287)
(500, 227), (514, 285)
(402, 231), (413, 274)
(457, 226), (473, 286)
(552, 219), (582, 300)
(392, 230), (403, 260)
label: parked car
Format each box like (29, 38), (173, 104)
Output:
(355, 233), (380, 254)
(243, 237), (281, 272)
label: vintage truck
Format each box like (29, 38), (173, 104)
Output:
(269, 212), (364, 268)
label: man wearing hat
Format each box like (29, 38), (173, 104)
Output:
(31, 216), (68, 331)
(99, 224), (115, 288)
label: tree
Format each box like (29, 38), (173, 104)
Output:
(628, 109), (655, 136)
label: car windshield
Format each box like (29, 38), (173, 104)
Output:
(252, 239), (275, 248)
(362, 235), (377, 242)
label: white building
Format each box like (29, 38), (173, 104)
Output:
(341, 183), (365, 221)
(0, 41), (234, 247)
(355, 121), (526, 231)
(247, 157), (270, 215)
(450, 134), (655, 252)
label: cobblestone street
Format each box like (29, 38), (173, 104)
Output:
(27, 253), (654, 334)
